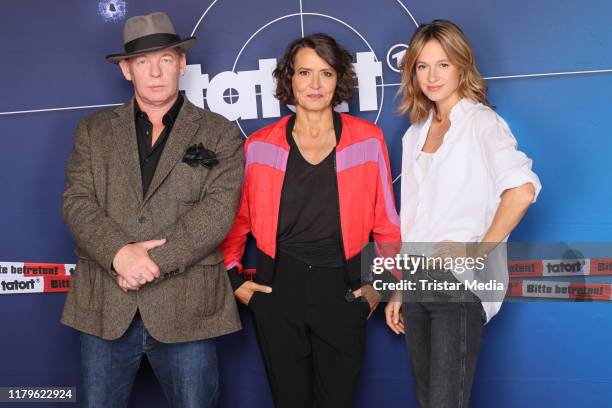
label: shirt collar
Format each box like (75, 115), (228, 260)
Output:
(413, 98), (477, 158)
(449, 98), (477, 122)
(134, 93), (184, 126)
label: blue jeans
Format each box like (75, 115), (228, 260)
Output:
(80, 313), (218, 408)
(403, 269), (485, 408)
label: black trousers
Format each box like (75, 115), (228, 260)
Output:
(248, 252), (370, 408)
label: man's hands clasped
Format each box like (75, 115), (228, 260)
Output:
(112, 239), (166, 292)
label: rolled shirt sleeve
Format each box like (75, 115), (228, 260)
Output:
(483, 115), (542, 202)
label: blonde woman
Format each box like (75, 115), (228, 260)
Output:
(385, 20), (541, 407)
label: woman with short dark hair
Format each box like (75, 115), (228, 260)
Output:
(221, 33), (400, 407)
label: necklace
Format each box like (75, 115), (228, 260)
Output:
(292, 125), (335, 163)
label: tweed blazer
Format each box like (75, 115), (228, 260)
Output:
(61, 97), (243, 342)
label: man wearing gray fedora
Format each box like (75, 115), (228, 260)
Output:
(60, 11), (243, 407)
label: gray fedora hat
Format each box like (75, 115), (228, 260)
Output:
(106, 12), (196, 63)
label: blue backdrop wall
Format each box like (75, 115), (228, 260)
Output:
(1, 1), (611, 407)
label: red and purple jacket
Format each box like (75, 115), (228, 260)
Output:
(220, 113), (400, 289)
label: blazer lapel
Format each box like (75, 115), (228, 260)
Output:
(143, 99), (201, 204)
(111, 99), (144, 203)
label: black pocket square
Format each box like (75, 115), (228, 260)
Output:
(183, 143), (219, 168)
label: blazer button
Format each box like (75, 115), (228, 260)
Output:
(138, 216), (147, 224)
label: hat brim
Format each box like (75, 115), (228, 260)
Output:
(105, 37), (196, 64)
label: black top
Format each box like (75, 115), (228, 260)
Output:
(134, 94), (184, 195)
(276, 112), (345, 267)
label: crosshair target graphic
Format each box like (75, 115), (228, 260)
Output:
(228, 12), (388, 137)
(184, 0), (421, 137)
(3, 0), (611, 184)
(2, 0), (610, 120)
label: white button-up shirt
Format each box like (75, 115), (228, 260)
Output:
(400, 98), (542, 322)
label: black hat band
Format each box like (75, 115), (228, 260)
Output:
(124, 33), (181, 54)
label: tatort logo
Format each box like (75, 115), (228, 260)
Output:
(545, 261), (584, 274)
(180, 52), (383, 122)
(180, 0), (418, 135)
(1, 279), (36, 292)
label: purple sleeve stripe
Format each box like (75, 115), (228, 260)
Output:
(245, 141), (289, 172)
(336, 138), (400, 226)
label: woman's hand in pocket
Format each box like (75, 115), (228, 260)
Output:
(353, 285), (381, 319)
(234, 281), (272, 305)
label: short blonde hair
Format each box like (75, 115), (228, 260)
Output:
(398, 20), (491, 123)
